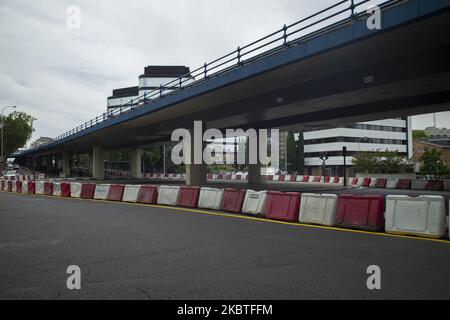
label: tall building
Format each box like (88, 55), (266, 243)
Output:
(30, 137), (54, 150)
(424, 127), (450, 140)
(107, 65), (193, 111)
(303, 118), (413, 176)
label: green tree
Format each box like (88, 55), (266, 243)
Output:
(420, 148), (448, 176)
(286, 131), (304, 174)
(353, 150), (413, 174)
(413, 130), (427, 139)
(2, 111), (35, 157)
(286, 130), (297, 173)
(353, 151), (378, 174)
(143, 146), (162, 172)
(379, 150), (405, 174)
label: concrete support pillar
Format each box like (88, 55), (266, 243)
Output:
(92, 147), (105, 180)
(26, 157), (32, 169)
(186, 128), (207, 186)
(61, 152), (72, 178)
(248, 163), (267, 185)
(45, 156), (53, 172)
(130, 147), (143, 179)
(186, 163), (207, 186)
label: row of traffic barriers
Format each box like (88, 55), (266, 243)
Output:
(1, 179), (449, 240)
(4, 174), (449, 192)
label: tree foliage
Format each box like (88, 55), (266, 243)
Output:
(420, 148), (448, 176)
(353, 150), (413, 174)
(2, 111), (35, 157)
(413, 130), (427, 139)
(286, 130), (304, 174)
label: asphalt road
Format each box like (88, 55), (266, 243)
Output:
(0, 191), (449, 300)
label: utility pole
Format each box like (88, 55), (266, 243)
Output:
(1, 106), (17, 166)
(343, 146), (347, 187)
(163, 144), (166, 175)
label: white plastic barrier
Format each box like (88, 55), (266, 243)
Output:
(157, 186), (180, 206)
(296, 175), (304, 182)
(22, 181), (28, 194)
(385, 195), (447, 239)
(70, 183), (82, 198)
(123, 185), (141, 203)
(198, 187), (225, 210)
(328, 177), (335, 184)
(273, 175), (280, 181)
(369, 178), (378, 188)
(284, 175), (292, 182)
(94, 184), (110, 200)
(443, 180), (450, 191)
(12, 182), (17, 192)
(412, 180), (427, 190)
(299, 194), (338, 226)
(242, 190), (268, 216)
(338, 177), (345, 185)
(53, 183), (61, 196)
(386, 178), (399, 189)
(356, 178), (365, 187)
(308, 176), (315, 183)
(36, 181), (45, 195)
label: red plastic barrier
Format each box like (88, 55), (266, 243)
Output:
(325, 176), (331, 183)
(334, 177), (340, 184)
(7, 181), (12, 192)
(266, 192), (301, 222)
(207, 174), (213, 180)
(107, 185), (125, 202)
(278, 175), (286, 182)
(362, 178), (372, 188)
(375, 179), (387, 188)
(80, 184), (96, 199)
(225, 174), (232, 180)
(221, 189), (246, 213)
(44, 182), (54, 195)
(217, 174), (224, 180)
(351, 178), (358, 185)
(314, 176), (322, 182)
(397, 179), (412, 190)
(177, 187), (201, 208)
(336, 195), (385, 231)
(302, 176), (310, 182)
(290, 175), (297, 182)
(28, 181), (36, 194)
(1, 180), (4, 190)
(236, 175), (242, 181)
(16, 181), (22, 193)
(425, 180), (444, 191)
(137, 186), (158, 204)
(266, 175), (273, 181)
(61, 183), (71, 197)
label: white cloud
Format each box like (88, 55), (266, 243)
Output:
(0, 0), (449, 146)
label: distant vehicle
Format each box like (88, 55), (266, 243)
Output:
(13, 164), (19, 170)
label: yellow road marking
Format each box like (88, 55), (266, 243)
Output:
(1, 190), (450, 245)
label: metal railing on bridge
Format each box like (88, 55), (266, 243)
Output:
(38, 0), (399, 150)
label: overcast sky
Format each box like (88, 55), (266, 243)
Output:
(0, 0), (449, 145)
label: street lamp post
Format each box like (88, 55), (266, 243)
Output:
(1, 106), (17, 165)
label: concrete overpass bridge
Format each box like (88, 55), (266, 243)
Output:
(15, 0), (450, 185)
